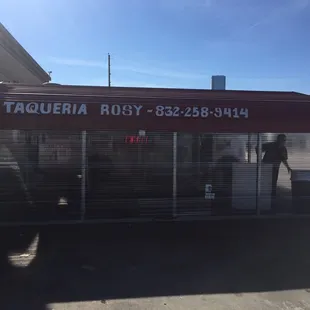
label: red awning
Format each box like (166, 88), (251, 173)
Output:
(0, 84), (309, 133)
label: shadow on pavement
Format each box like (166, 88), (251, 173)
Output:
(1, 220), (310, 308)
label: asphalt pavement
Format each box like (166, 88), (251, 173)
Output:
(1, 220), (310, 309)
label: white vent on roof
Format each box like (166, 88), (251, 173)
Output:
(211, 76), (226, 90)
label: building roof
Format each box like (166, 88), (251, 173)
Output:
(1, 83), (309, 102)
(0, 23), (50, 83)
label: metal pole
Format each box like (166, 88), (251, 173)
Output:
(256, 133), (262, 216)
(81, 130), (87, 221)
(108, 53), (111, 87)
(247, 133), (252, 163)
(172, 132), (177, 217)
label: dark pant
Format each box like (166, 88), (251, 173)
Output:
(271, 166), (279, 198)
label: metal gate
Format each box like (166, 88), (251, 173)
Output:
(84, 130), (174, 220)
(0, 130), (83, 223)
(175, 132), (262, 217)
(1, 129), (310, 225)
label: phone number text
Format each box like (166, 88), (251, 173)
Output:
(148, 106), (249, 119)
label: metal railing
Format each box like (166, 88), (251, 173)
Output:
(0, 130), (309, 225)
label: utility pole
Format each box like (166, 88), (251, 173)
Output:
(108, 53), (111, 87)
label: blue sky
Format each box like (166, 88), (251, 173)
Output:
(1, 0), (310, 92)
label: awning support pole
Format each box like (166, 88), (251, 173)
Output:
(173, 132), (177, 217)
(81, 130), (87, 221)
(256, 133), (262, 216)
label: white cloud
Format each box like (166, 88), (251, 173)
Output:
(87, 78), (171, 88)
(113, 65), (208, 79)
(158, 0), (212, 10)
(295, 0), (310, 10)
(48, 56), (209, 80)
(201, 0), (310, 51)
(228, 76), (305, 92)
(49, 57), (107, 68)
(244, 0), (309, 33)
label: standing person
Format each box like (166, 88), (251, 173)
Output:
(260, 134), (292, 198)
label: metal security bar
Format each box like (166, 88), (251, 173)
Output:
(256, 134), (262, 216)
(1, 129), (310, 225)
(174, 132), (262, 218)
(259, 133), (310, 215)
(84, 130), (174, 220)
(81, 130), (87, 221)
(0, 130), (83, 224)
(172, 132), (177, 218)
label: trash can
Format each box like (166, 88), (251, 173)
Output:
(291, 170), (310, 214)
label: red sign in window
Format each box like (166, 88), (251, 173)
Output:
(125, 136), (149, 144)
